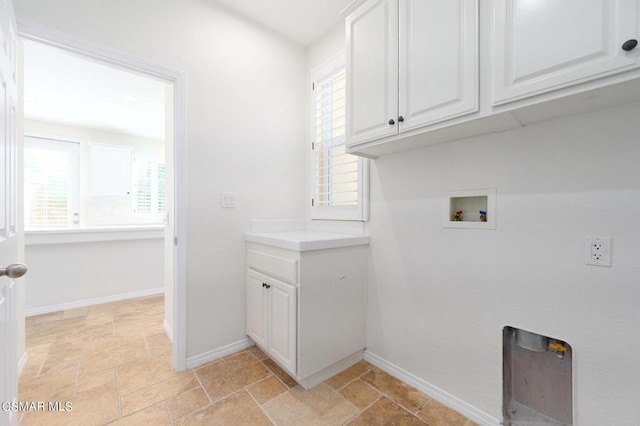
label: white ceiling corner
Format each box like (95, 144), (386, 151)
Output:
(215, 0), (351, 46)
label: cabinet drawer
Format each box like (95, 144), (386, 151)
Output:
(247, 250), (297, 284)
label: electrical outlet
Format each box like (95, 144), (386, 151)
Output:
(585, 236), (611, 266)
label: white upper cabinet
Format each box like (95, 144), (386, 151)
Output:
(345, 0), (478, 146)
(492, 0), (639, 105)
(398, 0), (478, 131)
(346, 0), (399, 145)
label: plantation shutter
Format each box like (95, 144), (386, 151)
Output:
(23, 137), (79, 229)
(134, 158), (154, 214)
(312, 65), (360, 208)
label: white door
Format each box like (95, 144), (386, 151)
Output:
(398, 0), (478, 131)
(246, 271), (267, 349)
(492, 0), (639, 105)
(266, 277), (296, 376)
(346, 0), (399, 146)
(0, 1), (21, 425)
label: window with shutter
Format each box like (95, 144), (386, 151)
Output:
(133, 153), (165, 222)
(311, 56), (368, 221)
(24, 137), (165, 229)
(24, 137), (80, 230)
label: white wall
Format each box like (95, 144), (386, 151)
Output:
(15, 0), (307, 357)
(308, 28), (640, 424)
(367, 102), (640, 425)
(25, 237), (163, 312)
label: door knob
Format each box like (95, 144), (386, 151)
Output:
(0, 263), (27, 279)
(388, 118), (395, 125)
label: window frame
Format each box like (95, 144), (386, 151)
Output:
(310, 53), (369, 222)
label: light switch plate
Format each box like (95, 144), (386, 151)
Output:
(221, 192), (238, 208)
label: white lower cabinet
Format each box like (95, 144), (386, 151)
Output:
(247, 270), (297, 375)
(246, 240), (367, 389)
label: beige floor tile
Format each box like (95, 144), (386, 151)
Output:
(339, 379), (380, 410)
(196, 351), (269, 401)
(80, 334), (149, 374)
(248, 345), (269, 361)
(361, 369), (429, 412)
(348, 397), (427, 426)
(19, 366), (77, 402)
(43, 316), (88, 335)
(176, 390), (271, 426)
(87, 300), (136, 318)
(25, 328), (57, 347)
(246, 375), (287, 404)
(62, 306), (90, 319)
(120, 372), (199, 416)
(262, 358), (297, 388)
(144, 331), (172, 356)
(39, 343), (83, 376)
(30, 311), (64, 325)
(111, 403), (172, 426)
(325, 360), (373, 390)
(20, 346), (49, 380)
(76, 368), (117, 394)
(22, 382), (119, 426)
(263, 383), (358, 426)
(117, 353), (175, 395)
(167, 387), (211, 421)
(416, 399), (468, 426)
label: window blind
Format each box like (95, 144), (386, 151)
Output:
(313, 65), (360, 207)
(24, 138), (79, 229)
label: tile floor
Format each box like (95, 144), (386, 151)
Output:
(20, 295), (477, 425)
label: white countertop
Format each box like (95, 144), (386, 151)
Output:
(244, 231), (369, 252)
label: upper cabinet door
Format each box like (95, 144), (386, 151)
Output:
(398, 0), (478, 131)
(492, 0), (639, 105)
(346, 0), (399, 146)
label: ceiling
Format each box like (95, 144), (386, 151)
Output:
(23, 40), (167, 140)
(22, 1), (350, 138)
(215, 0), (351, 46)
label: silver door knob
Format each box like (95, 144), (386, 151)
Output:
(0, 263), (28, 279)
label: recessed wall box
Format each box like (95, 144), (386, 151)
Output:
(444, 188), (496, 229)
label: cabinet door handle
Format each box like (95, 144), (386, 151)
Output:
(262, 282), (266, 288)
(622, 39), (638, 51)
(388, 118), (395, 125)
(398, 116), (404, 123)
(265, 284), (271, 289)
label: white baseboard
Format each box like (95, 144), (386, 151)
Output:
(163, 319), (174, 343)
(25, 288), (164, 317)
(364, 350), (500, 426)
(298, 350), (363, 390)
(18, 352), (28, 377)
(186, 338), (254, 370)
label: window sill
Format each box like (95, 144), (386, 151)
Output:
(25, 225), (164, 245)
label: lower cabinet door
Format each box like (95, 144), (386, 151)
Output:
(246, 271), (268, 349)
(267, 277), (297, 376)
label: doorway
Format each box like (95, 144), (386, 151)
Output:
(18, 25), (186, 372)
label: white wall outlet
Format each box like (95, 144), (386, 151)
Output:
(221, 192), (238, 208)
(585, 236), (611, 267)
